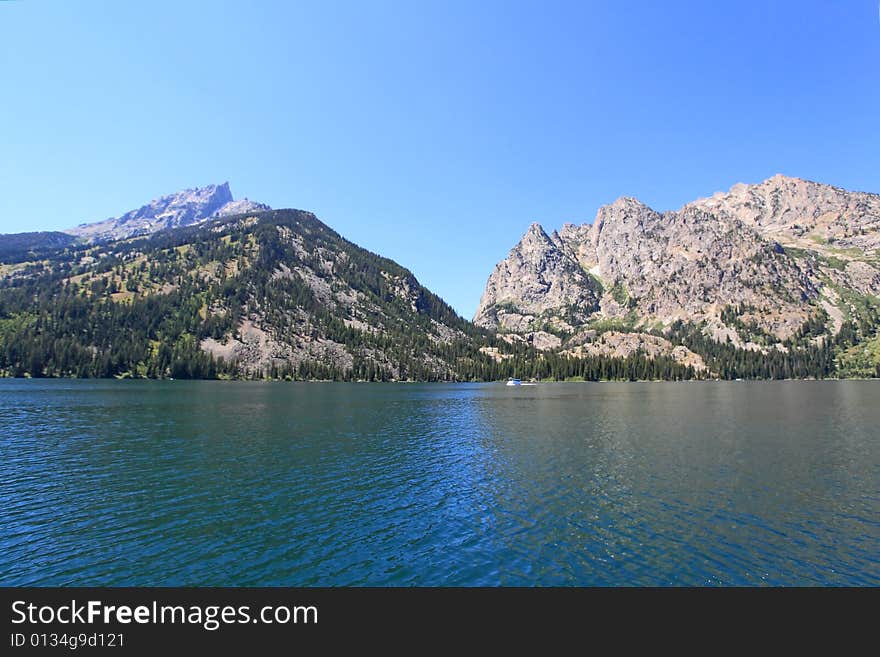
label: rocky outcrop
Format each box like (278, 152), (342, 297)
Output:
(474, 223), (601, 333)
(66, 183), (270, 242)
(562, 331), (706, 371)
(583, 197), (817, 338)
(476, 175), (880, 351)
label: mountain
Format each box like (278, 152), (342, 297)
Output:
(476, 175), (880, 377)
(0, 208), (535, 381)
(65, 183), (270, 242)
(0, 231), (77, 262)
(1, 176), (878, 381)
(476, 222), (602, 348)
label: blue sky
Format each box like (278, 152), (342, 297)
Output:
(1, 1), (878, 317)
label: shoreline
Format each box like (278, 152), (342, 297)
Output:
(1, 375), (877, 384)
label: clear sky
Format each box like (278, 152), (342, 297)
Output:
(2, 1), (878, 317)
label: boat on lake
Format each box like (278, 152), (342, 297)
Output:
(506, 378), (522, 386)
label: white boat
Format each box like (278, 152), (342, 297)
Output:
(506, 378), (522, 386)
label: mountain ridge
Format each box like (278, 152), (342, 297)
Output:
(0, 208), (537, 381)
(0, 174), (878, 380)
(475, 175), (880, 375)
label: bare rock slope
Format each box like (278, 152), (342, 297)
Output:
(476, 175), (880, 358)
(66, 183), (270, 242)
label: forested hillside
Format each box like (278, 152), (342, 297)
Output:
(1, 204), (876, 381)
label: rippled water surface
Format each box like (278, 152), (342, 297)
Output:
(1, 380), (878, 585)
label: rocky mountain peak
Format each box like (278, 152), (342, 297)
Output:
(65, 183), (270, 242)
(474, 219), (601, 334)
(608, 195), (649, 210)
(595, 196), (654, 220)
(522, 221), (553, 243)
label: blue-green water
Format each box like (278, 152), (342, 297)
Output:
(1, 379), (878, 586)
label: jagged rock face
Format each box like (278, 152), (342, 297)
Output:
(585, 198), (816, 336)
(66, 183), (270, 242)
(476, 175), (880, 348)
(688, 174), (880, 253)
(474, 223), (601, 332)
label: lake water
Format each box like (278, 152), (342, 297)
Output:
(1, 380), (877, 586)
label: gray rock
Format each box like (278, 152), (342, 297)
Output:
(474, 222), (601, 329)
(476, 175), (880, 347)
(213, 198), (272, 218)
(65, 183), (270, 242)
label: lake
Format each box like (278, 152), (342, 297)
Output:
(1, 379), (877, 586)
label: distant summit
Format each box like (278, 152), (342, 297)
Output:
(65, 183), (270, 242)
